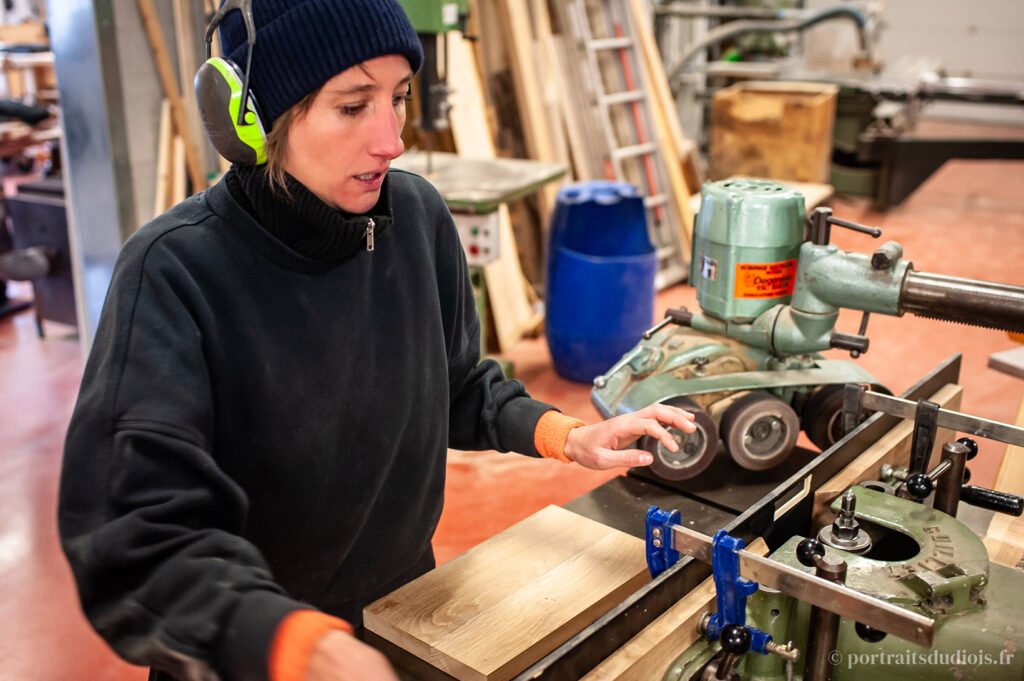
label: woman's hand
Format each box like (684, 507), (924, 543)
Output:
(563, 403), (696, 470)
(307, 630), (400, 681)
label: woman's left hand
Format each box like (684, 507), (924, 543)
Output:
(563, 403), (697, 470)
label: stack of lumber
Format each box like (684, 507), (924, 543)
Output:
(459, 0), (700, 345)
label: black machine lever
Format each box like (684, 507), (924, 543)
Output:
(808, 207), (883, 246)
(960, 486), (1024, 517)
(829, 331), (870, 355)
(889, 439), (1024, 517)
(642, 307), (694, 339)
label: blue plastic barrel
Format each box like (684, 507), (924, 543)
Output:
(546, 182), (656, 383)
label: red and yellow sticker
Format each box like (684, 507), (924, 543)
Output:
(734, 259), (797, 299)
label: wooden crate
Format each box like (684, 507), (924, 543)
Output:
(709, 81), (838, 183)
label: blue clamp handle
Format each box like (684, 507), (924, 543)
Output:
(645, 506), (681, 578)
(705, 530), (770, 655)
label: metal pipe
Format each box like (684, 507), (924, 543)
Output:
(900, 271), (1024, 334)
(805, 555), (847, 681)
(667, 6), (869, 84)
(933, 441), (969, 517)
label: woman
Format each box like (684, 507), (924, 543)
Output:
(58, 1), (695, 680)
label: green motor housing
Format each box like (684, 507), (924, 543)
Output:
(691, 179), (806, 322)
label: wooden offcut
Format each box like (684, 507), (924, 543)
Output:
(137, 0), (206, 191)
(447, 30), (543, 353)
(984, 397), (1024, 572)
(582, 538), (768, 681)
(364, 505), (649, 681)
(628, 0), (695, 249)
(710, 81), (838, 184)
(153, 99), (172, 217)
(811, 383), (962, 530)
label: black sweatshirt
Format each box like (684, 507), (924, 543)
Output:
(58, 168), (554, 681)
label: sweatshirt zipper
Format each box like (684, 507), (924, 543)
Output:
(364, 218), (375, 252)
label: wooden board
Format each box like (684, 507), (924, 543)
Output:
(812, 383), (963, 530)
(985, 513), (1024, 573)
(137, 0), (205, 191)
(627, 0), (694, 255)
(153, 99), (172, 218)
(494, 0), (559, 217)
(364, 505), (648, 681)
(581, 538), (768, 681)
(447, 29), (542, 352)
(709, 81), (838, 184)
(0, 20), (48, 45)
(984, 396), (1024, 572)
(172, 0), (209, 185)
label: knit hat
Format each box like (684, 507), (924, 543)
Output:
(219, 0), (424, 127)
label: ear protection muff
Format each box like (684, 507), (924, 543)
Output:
(195, 0), (267, 166)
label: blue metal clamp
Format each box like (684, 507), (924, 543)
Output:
(645, 506), (681, 578)
(644, 506), (771, 655)
(705, 530), (770, 655)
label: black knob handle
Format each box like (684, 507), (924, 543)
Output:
(905, 473), (934, 500)
(720, 624), (752, 655)
(830, 332), (870, 354)
(963, 467), (972, 484)
(855, 622), (887, 643)
(961, 486), (1024, 517)
(797, 538), (826, 567)
(667, 307), (694, 326)
(956, 437), (979, 460)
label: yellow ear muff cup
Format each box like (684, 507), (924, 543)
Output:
(195, 57), (267, 166)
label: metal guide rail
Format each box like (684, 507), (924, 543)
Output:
(660, 521), (934, 647)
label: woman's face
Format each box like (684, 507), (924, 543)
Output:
(283, 54), (412, 214)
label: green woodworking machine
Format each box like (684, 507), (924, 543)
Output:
(592, 179), (1024, 482)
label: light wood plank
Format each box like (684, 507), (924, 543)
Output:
(365, 505), (648, 681)
(985, 396), (1024, 572)
(812, 383), (963, 530)
(447, 30), (540, 353)
(494, 0), (559, 218)
(530, 0), (573, 179)
(172, 0), (210, 185)
(993, 396), (1024, 495)
(171, 135), (186, 205)
(583, 538), (768, 681)
(137, 0), (206, 191)
(627, 0), (695, 251)
(153, 99), (172, 217)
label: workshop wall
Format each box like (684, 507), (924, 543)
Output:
(806, 0), (1024, 125)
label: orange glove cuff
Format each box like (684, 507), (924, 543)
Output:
(534, 411), (585, 463)
(269, 610), (354, 681)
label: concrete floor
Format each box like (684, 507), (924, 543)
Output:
(2, 148), (1023, 679)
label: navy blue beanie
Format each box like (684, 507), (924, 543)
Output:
(219, 0), (424, 126)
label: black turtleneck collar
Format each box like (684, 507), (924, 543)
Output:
(225, 164), (394, 264)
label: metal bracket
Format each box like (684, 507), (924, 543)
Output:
(909, 399), (940, 476)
